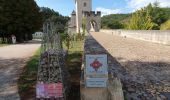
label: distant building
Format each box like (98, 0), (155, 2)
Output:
(68, 0), (101, 34)
(33, 32), (43, 39)
(68, 10), (77, 34)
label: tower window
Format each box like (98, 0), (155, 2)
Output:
(84, 2), (86, 7)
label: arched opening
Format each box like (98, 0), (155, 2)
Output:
(86, 19), (98, 32)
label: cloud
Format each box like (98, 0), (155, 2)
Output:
(95, 7), (122, 16)
(126, 0), (170, 12)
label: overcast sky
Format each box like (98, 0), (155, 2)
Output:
(35, 0), (170, 16)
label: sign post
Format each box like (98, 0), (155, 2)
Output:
(85, 54), (108, 87)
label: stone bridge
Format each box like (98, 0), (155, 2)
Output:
(83, 31), (170, 100)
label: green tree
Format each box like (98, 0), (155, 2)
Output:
(127, 1), (168, 30)
(40, 7), (60, 22)
(100, 1), (170, 30)
(107, 21), (124, 29)
(128, 9), (156, 30)
(145, 2), (167, 29)
(161, 8), (170, 19)
(160, 19), (170, 30)
(0, 0), (42, 43)
(101, 14), (130, 29)
(40, 7), (69, 33)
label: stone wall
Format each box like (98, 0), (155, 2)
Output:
(100, 29), (170, 45)
(80, 35), (124, 100)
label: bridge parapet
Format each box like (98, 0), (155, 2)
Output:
(100, 29), (170, 45)
(80, 34), (124, 100)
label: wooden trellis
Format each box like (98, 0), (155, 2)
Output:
(36, 20), (69, 100)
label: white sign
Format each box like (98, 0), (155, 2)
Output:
(85, 54), (108, 77)
(85, 54), (108, 87)
(86, 78), (107, 87)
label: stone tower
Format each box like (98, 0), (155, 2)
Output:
(68, 10), (76, 33)
(68, 0), (101, 34)
(75, 0), (92, 33)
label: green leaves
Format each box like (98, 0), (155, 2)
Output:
(127, 2), (168, 30)
(0, 0), (42, 42)
(40, 7), (69, 33)
(101, 14), (130, 29)
(101, 1), (170, 30)
(128, 9), (156, 30)
(160, 19), (170, 30)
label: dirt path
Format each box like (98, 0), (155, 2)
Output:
(0, 40), (41, 100)
(91, 32), (170, 99)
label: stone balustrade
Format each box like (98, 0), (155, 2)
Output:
(100, 29), (170, 45)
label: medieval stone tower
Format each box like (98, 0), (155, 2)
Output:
(68, 0), (101, 33)
(75, 0), (92, 33)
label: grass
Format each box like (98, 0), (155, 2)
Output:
(0, 44), (7, 47)
(64, 40), (83, 75)
(18, 48), (40, 99)
(65, 40), (83, 100)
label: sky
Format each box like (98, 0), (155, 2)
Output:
(35, 0), (170, 16)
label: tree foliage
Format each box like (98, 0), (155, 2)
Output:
(107, 21), (124, 29)
(128, 2), (168, 30)
(146, 2), (167, 29)
(160, 19), (170, 30)
(40, 7), (69, 33)
(101, 14), (130, 29)
(161, 8), (170, 19)
(0, 0), (43, 43)
(128, 9), (156, 30)
(101, 1), (170, 30)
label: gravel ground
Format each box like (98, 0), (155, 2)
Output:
(0, 40), (41, 100)
(91, 32), (170, 100)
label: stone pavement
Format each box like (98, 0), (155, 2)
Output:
(0, 40), (41, 100)
(91, 32), (170, 100)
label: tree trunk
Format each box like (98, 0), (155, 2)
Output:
(7, 36), (12, 44)
(2, 36), (6, 43)
(28, 33), (33, 40)
(16, 33), (24, 43)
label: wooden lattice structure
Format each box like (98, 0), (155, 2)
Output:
(36, 20), (69, 100)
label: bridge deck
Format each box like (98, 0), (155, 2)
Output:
(91, 32), (170, 99)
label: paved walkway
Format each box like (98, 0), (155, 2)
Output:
(91, 32), (170, 99)
(91, 32), (170, 63)
(0, 40), (41, 100)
